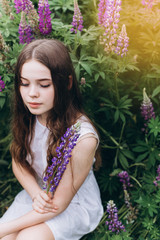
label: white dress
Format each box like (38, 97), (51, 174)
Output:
(0, 116), (104, 240)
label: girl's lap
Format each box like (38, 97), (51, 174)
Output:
(16, 223), (55, 240)
(1, 223), (54, 240)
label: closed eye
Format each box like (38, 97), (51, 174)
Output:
(20, 82), (29, 86)
(40, 84), (51, 88)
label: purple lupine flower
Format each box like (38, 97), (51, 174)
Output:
(118, 171), (131, 190)
(43, 122), (81, 194)
(70, 0), (83, 34)
(141, 0), (154, 8)
(141, 88), (155, 130)
(118, 171), (138, 223)
(106, 200), (125, 234)
(154, 165), (160, 187)
(98, 0), (122, 53)
(14, 0), (34, 14)
(38, 0), (52, 35)
(115, 24), (129, 57)
(18, 11), (34, 44)
(0, 77), (5, 92)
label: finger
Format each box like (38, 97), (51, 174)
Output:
(40, 191), (51, 202)
(34, 195), (55, 211)
(32, 202), (49, 214)
(36, 192), (52, 206)
(34, 206), (49, 214)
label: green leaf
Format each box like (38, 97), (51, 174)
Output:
(152, 85), (160, 98)
(99, 71), (105, 80)
(122, 149), (135, 160)
(114, 109), (119, 123)
(119, 152), (129, 169)
(136, 151), (149, 162)
(95, 73), (99, 82)
(80, 62), (92, 76)
(0, 96), (6, 109)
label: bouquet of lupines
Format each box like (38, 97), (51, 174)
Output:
(43, 122), (81, 194)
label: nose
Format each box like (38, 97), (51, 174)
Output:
(28, 85), (39, 98)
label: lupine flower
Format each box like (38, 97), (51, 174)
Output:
(38, 0), (52, 35)
(1, 0), (12, 15)
(0, 77), (5, 92)
(10, 13), (15, 20)
(154, 165), (160, 187)
(80, 77), (86, 85)
(18, 11), (34, 44)
(98, 0), (106, 26)
(43, 122), (81, 194)
(98, 0), (122, 53)
(118, 171), (138, 224)
(142, 0), (154, 8)
(0, 32), (9, 54)
(27, 7), (40, 35)
(106, 200), (125, 234)
(70, 0), (83, 34)
(118, 171), (131, 190)
(118, 171), (131, 208)
(14, 0), (40, 35)
(0, 32), (5, 51)
(14, 0), (34, 14)
(141, 88), (155, 130)
(115, 24), (129, 57)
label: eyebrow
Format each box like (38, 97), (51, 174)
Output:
(20, 77), (52, 82)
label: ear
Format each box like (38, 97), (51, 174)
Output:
(68, 75), (73, 90)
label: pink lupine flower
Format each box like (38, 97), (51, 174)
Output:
(70, 0), (83, 34)
(0, 77), (5, 92)
(142, 0), (154, 8)
(98, 0), (122, 53)
(115, 24), (129, 57)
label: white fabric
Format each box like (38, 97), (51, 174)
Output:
(0, 116), (104, 240)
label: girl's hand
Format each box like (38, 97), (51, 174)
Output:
(32, 190), (58, 214)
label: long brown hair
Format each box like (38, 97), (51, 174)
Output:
(10, 39), (101, 174)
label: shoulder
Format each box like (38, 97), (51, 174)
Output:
(76, 115), (99, 148)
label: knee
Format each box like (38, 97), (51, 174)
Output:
(16, 230), (31, 240)
(15, 225), (55, 240)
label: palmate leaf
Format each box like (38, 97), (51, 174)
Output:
(136, 195), (158, 217)
(148, 117), (160, 138)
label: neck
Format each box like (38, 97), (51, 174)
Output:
(37, 115), (47, 126)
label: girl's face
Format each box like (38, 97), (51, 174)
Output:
(20, 59), (55, 125)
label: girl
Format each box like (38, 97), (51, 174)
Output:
(0, 39), (104, 240)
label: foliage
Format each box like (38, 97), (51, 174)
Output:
(1, 0), (160, 239)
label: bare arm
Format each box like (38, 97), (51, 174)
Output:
(12, 159), (41, 200)
(0, 135), (97, 238)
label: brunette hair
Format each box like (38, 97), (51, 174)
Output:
(10, 39), (101, 174)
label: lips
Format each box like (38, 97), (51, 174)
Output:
(28, 102), (42, 108)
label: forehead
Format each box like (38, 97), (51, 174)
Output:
(21, 59), (51, 79)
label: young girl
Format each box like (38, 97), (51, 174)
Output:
(0, 39), (104, 240)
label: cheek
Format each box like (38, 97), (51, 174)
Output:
(47, 87), (55, 102)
